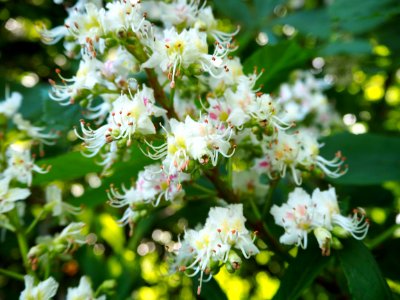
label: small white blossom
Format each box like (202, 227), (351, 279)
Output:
(147, 115), (233, 174)
(45, 184), (80, 225)
(0, 177), (31, 214)
(108, 163), (189, 227)
(66, 276), (105, 300)
(20, 276), (58, 300)
(143, 27), (231, 87)
(49, 53), (104, 105)
(76, 86), (165, 159)
(257, 129), (346, 185)
(271, 187), (369, 255)
(4, 144), (48, 186)
(174, 204), (258, 294)
(13, 114), (58, 145)
(0, 91), (22, 118)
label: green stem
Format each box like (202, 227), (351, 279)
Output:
(205, 169), (239, 203)
(0, 268), (24, 281)
(25, 210), (46, 235)
(368, 224), (400, 250)
(9, 210), (35, 278)
(191, 183), (216, 195)
(262, 178), (279, 217)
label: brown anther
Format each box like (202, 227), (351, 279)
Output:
(178, 266), (186, 272)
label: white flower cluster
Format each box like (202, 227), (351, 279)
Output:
(41, 0), (355, 293)
(75, 85), (165, 169)
(0, 92), (55, 226)
(27, 222), (93, 267)
(20, 275), (105, 300)
(173, 204), (258, 294)
(277, 71), (342, 133)
(270, 187), (369, 255)
(108, 163), (190, 230)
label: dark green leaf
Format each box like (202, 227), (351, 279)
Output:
(337, 239), (393, 300)
(243, 41), (312, 92)
(320, 133), (400, 185)
(320, 40), (372, 56)
(273, 244), (331, 300)
(33, 151), (102, 186)
(273, 9), (331, 39)
(198, 277), (228, 300)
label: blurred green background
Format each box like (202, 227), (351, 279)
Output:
(1, 0), (400, 299)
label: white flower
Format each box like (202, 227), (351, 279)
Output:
(147, 115), (233, 174)
(270, 188), (315, 248)
(143, 27), (230, 87)
(108, 163), (189, 226)
(20, 276), (58, 300)
(102, 0), (147, 34)
(45, 184), (80, 224)
(41, 1), (104, 55)
(0, 91), (22, 117)
(208, 57), (244, 92)
(66, 276), (105, 300)
(158, 0), (200, 27)
(4, 144), (48, 186)
(49, 53), (104, 105)
(271, 187), (369, 254)
(232, 170), (269, 198)
(311, 187), (369, 240)
(258, 128), (346, 185)
(76, 86), (165, 159)
(174, 204), (258, 294)
(0, 177), (30, 214)
(13, 114), (58, 145)
(277, 71), (340, 131)
(101, 47), (138, 87)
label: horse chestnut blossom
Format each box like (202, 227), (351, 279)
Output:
(20, 276), (58, 300)
(277, 71), (341, 132)
(0, 91), (22, 117)
(32, 0), (368, 296)
(75, 86), (165, 160)
(142, 27), (232, 88)
(271, 187), (369, 256)
(255, 129), (346, 185)
(147, 115), (234, 175)
(4, 144), (49, 186)
(108, 163), (190, 229)
(173, 204), (258, 294)
(66, 276), (105, 300)
(0, 177), (31, 214)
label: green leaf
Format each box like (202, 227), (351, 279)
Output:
(33, 151), (102, 186)
(273, 245), (331, 300)
(337, 239), (393, 300)
(273, 9), (331, 39)
(198, 277), (228, 300)
(320, 133), (400, 185)
(213, 0), (253, 28)
(243, 41), (313, 92)
(70, 146), (152, 208)
(320, 39), (372, 56)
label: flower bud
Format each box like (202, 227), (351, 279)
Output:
(313, 227), (332, 256)
(332, 226), (350, 238)
(227, 251), (242, 271)
(331, 237), (343, 250)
